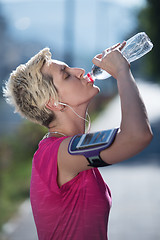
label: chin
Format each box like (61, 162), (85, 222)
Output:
(94, 85), (100, 94)
(89, 87), (100, 102)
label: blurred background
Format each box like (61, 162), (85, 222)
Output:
(0, 0), (160, 239)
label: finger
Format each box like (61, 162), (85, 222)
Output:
(92, 55), (102, 66)
(111, 42), (121, 50)
(119, 41), (126, 51)
(106, 43), (121, 51)
(103, 43), (121, 56)
(94, 53), (103, 59)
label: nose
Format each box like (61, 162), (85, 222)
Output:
(72, 68), (85, 79)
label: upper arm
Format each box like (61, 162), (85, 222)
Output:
(100, 129), (152, 164)
(58, 137), (93, 175)
(57, 137), (93, 186)
(57, 130), (152, 181)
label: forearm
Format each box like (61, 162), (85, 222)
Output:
(117, 68), (152, 138)
(92, 44), (152, 140)
(93, 46), (152, 164)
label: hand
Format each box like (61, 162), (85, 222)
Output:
(92, 42), (130, 79)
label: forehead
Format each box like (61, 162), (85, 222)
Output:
(52, 60), (66, 66)
(42, 59), (67, 75)
(49, 59), (68, 69)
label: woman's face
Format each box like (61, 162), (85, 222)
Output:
(42, 59), (99, 107)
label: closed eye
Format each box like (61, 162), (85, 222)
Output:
(64, 72), (70, 79)
(61, 65), (70, 79)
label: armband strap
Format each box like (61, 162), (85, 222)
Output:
(68, 128), (118, 167)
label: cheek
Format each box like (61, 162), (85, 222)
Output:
(58, 84), (80, 103)
(62, 81), (82, 95)
(71, 85), (99, 104)
(59, 82), (99, 105)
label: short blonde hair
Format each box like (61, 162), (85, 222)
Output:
(3, 48), (59, 127)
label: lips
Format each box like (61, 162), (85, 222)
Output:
(86, 73), (94, 83)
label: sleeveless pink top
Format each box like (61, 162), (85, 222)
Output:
(30, 136), (112, 240)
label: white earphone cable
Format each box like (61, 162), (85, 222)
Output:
(59, 102), (91, 133)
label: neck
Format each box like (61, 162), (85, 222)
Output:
(48, 104), (89, 136)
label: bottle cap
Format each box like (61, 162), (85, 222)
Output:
(87, 73), (94, 83)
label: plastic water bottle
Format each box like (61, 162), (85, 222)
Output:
(88, 32), (153, 80)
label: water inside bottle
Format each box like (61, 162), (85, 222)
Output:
(91, 65), (111, 80)
(121, 32), (153, 63)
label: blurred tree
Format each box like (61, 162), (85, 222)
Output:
(0, 4), (9, 81)
(0, 4), (44, 97)
(0, 121), (46, 229)
(0, 3), (22, 93)
(138, 0), (160, 83)
(0, 5), (7, 37)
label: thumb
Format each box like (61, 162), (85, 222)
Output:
(92, 53), (102, 67)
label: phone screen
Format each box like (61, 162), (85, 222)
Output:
(76, 129), (115, 149)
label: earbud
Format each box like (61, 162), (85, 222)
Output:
(58, 102), (67, 106)
(54, 102), (67, 108)
(54, 102), (58, 107)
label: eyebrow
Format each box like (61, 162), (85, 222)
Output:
(60, 64), (69, 77)
(60, 65), (66, 77)
(61, 65), (66, 71)
(61, 64), (69, 70)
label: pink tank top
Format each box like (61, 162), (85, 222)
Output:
(30, 136), (112, 240)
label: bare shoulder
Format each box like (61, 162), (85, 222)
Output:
(57, 137), (92, 187)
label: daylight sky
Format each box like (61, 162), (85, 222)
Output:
(0, 0), (146, 8)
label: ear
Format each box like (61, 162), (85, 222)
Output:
(45, 98), (61, 111)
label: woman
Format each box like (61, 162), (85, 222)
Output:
(3, 42), (153, 240)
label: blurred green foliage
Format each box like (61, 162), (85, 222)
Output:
(138, 0), (160, 82)
(0, 121), (46, 230)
